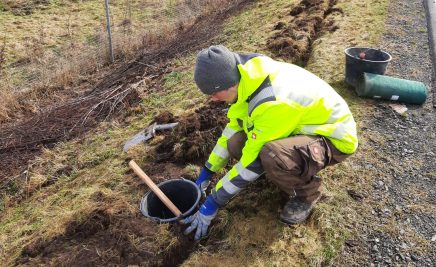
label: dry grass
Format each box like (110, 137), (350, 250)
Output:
(0, 0), (231, 123)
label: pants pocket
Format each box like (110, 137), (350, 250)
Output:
(295, 139), (327, 178)
(260, 144), (301, 176)
(266, 149), (293, 171)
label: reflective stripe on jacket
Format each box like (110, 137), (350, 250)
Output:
(206, 54), (358, 206)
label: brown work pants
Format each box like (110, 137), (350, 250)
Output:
(227, 132), (350, 203)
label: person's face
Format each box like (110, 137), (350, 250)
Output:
(209, 84), (238, 104)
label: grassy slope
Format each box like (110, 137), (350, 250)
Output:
(0, 0), (390, 265)
(0, 0), (181, 122)
(0, 0), (171, 63)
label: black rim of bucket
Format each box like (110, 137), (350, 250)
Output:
(139, 178), (201, 223)
(344, 47), (392, 63)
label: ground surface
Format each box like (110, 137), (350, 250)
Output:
(0, 1), (250, 266)
(336, 0), (435, 265)
(0, 0), (435, 266)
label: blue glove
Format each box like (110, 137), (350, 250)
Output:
(182, 196), (219, 240)
(195, 167), (214, 194)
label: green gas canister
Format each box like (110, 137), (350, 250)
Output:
(356, 73), (428, 105)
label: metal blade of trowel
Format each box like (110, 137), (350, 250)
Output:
(123, 129), (147, 152)
(123, 122), (178, 152)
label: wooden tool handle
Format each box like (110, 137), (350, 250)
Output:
(129, 160), (182, 217)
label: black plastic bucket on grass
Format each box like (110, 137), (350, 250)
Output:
(140, 178), (201, 223)
(344, 47), (392, 87)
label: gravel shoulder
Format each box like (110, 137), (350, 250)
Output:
(337, 0), (436, 265)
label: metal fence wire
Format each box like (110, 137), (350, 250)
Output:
(0, 0), (235, 92)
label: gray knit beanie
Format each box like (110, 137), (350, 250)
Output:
(194, 45), (241, 95)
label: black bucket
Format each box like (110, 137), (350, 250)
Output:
(140, 178), (201, 223)
(344, 47), (392, 87)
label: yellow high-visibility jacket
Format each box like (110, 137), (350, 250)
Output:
(206, 53), (358, 206)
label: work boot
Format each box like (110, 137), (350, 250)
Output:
(279, 197), (316, 224)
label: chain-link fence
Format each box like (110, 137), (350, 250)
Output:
(0, 0), (235, 122)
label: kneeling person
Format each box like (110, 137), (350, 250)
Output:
(182, 45), (358, 240)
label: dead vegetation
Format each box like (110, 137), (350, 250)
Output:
(0, 82), (141, 185)
(0, 39), (5, 74)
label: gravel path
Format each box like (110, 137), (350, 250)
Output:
(337, 0), (436, 266)
(371, 0), (436, 264)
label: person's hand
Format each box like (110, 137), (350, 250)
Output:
(182, 196), (218, 240)
(195, 167), (214, 196)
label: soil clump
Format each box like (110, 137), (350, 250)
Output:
(154, 102), (228, 164)
(267, 0), (341, 65)
(16, 208), (195, 266)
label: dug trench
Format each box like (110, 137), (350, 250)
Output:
(8, 0), (344, 265)
(267, 0), (342, 66)
(17, 208), (193, 266)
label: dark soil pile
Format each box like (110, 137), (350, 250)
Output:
(16, 208), (194, 266)
(267, 0), (341, 65)
(154, 102), (228, 163)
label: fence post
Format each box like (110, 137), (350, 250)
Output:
(104, 0), (114, 63)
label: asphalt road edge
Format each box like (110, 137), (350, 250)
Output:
(424, 0), (436, 107)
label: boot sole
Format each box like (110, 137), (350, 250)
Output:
(279, 216), (307, 225)
(279, 208), (313, 225)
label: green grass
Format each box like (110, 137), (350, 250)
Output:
(418, 27), (427, 33)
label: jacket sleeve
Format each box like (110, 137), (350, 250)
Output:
(212, 103), (303, 206)
(205, 118), (243, 172)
